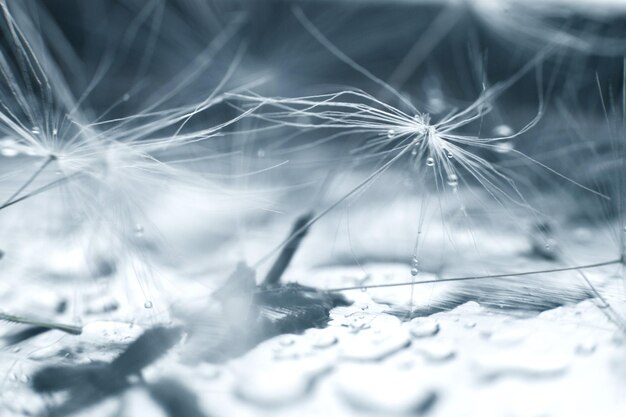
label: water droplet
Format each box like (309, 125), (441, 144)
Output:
(447, 174), (458, 187)
(236, 364), (315, 406)
(31, 126), (40, 135)
(257, 149), (265, 157)
(340, 327), (410, 361)
(199, 364), (220, 379)
(410, 256), (420, 276)
(426, 157), (434, 167)
(349, 316), (371, 333)
(279, 336), (295, 346)
(476, 352), (569, 381)
(134, 224), (144, 237)
(144, 300), (153, 309)
(52, 128), (58, 136)
(413, 340), (455, 362)
(408, 318), (439, 338)
(311, 333), (337, 349)
(446, 151), (453, 159)
(493, 124), (514, 136)
(122, 93), (130, 101)
(575, 340), (596, 355)
(334, 364), (438, 414)
(494, 141), (514, 153)
(1, 147), (18, 157)
(488, 325), (531, 345)
(387, 129), (396, 138)
(0, 138), (19, 157)
(411, 148), (418, 156)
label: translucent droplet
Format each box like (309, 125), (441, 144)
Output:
(476, 352), (569, 380)
(311, 333), (337, 349)
(257, 149), (265, 157)
(279, 336), (295, 346)
(1, 147), (18, 157)
(52, 128), (58, 136)
(349, 317), (370, 333)
(411, 148), (418, 156)
(447, 174), (458, 187)
(575, 340), (596, 355)
(0, 138), (19, 157)
(134, 224), (144, 237)
(493, 124), (514, 136)
(334, 364), (437, 414)
(122, 93), (130, 101)
(413, 341), (455, 362)
(494, 141), (514, 154)
(429, 97), (445, 114)
(31, 126), (40, 135)
(235, 365), (313, 406)
(143, 300), (153, 309)
(426, 157), (435, 167)
(408, 318), (439, 338)
(341, 327), (409, 360)
(387, 129), (396, 138)
(446, 151), (453, 159)
(410, 256), (420, 276)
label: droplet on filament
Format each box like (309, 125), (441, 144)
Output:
(410, 256), (420, 276)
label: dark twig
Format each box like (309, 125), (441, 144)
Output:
(262, 212), (314, 285)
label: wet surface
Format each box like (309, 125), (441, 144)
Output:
(1, 262), (625, 417)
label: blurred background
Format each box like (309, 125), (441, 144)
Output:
(1, 2), (626, 415)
